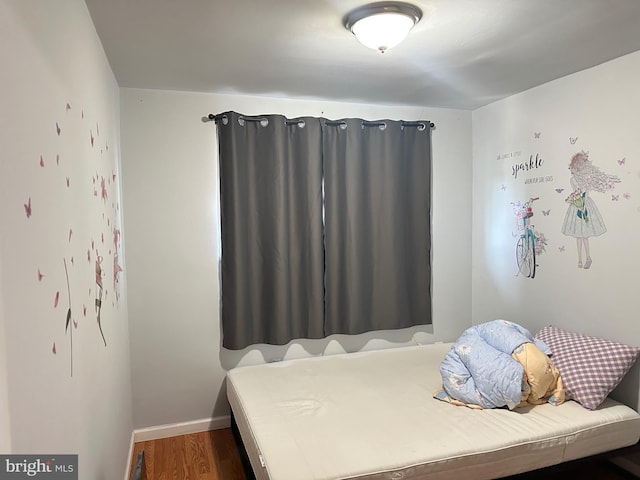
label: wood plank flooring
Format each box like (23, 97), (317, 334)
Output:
(128, 429), (246, 480)
(129, 428), (636, 480)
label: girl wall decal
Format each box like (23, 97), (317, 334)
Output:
(561, 151), (620, 269)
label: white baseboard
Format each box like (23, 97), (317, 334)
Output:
(124, 430), (134, 480)
(132, 415), (231, 443)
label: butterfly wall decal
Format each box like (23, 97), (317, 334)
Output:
(569, 137), (578, 144)
(24, 197), (32, 218)
(618, 157), (626, 166)
(623, 193), (631, 200)
(501, 184), (507, 191)
(555, 188), (564, 194)
(56, 122), (61, 136)
(37, 269), (44, 281)
(612, 194), (619, 201)
(534, 132), (541, 139)
(559, 246), (565, 252)
(542, 209), (550, 216)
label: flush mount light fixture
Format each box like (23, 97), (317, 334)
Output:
(344, 2), (422, 53)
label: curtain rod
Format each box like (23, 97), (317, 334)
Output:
(202, 113), (434, 129)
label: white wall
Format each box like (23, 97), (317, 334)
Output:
(0, 254), (10, 452)
(0, 1), (132, 477)
(472, 50), (640, 409)
(120, 88), (472, 428)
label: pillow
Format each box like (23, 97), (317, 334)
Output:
(535, 325), (640, 410)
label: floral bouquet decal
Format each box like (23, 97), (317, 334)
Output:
(565, 189), (588, 223)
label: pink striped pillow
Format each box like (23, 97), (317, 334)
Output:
(535, 325), (640, 410)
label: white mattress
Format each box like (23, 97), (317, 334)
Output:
(226, 342), (640, 480)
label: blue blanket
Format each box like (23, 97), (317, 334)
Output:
(439, 320), (550, 409)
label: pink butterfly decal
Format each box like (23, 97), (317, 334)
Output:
(52, 342), (57, 354)
(37, 269), (44, 282)
(618, 157), (626, 166)
(73, 319), (78, 329)
(24, 197), (32, 218)
(623, 193), (631, 200)
(66, 177), (70, 187)
(90, 130), (94, 147)
(56, 122), (61, 136)
(113, 228), (121, 248)
(101, 177), (108, 201)
(66, 103), (71, 111)
(54, 291), (60, 307)
(612, 194), (619, 201)
(40, 155), (44, 167)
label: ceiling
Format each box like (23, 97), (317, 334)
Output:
(85, 0), (640, 110)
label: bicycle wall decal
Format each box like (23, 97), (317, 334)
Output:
(511, 197), (547, 278)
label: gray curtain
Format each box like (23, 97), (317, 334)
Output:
(217, 112), (432, 349)
(323, 119), (432, 336)
(217, 112), (325, 349)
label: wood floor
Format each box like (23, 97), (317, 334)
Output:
(128, 428), (637, 480)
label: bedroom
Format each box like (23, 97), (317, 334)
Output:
(2, 0), (640, 479)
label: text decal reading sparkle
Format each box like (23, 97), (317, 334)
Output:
(512, 153), (543, 180)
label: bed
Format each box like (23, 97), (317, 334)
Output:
(226, 341), (640, 480)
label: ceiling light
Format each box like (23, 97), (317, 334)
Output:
(344, 2), (422, 53)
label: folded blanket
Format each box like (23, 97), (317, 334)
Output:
(437, 320), (564, 409)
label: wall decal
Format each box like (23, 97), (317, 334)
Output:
(534, 132), (541, 139)
(512, 197), (546, 279)
(560, 151), (620, 269)
(95, 254), (106, 346)
(555, 188), (564, 194)
(569, 137), (578, 144)
(19, 100), (123, 372)
(624, 193), (631, 200)
(63, 258), (74, 376)
(618, 157), (626, 166)
(24, 197), (32, 218)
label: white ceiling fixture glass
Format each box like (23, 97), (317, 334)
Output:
(344, 2), (422, 53)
